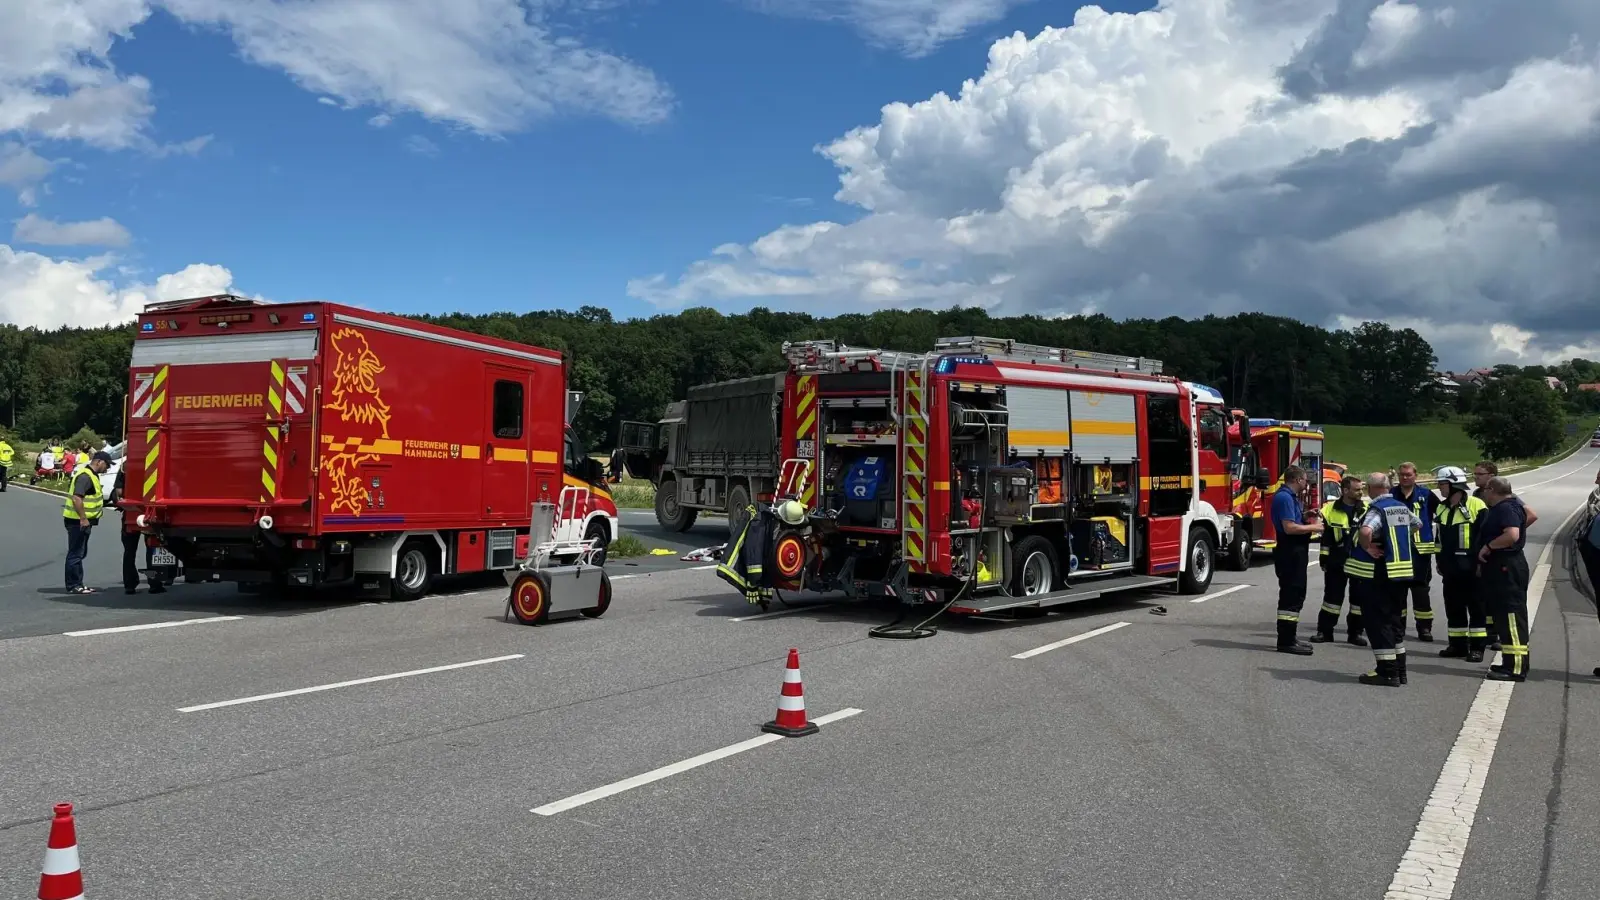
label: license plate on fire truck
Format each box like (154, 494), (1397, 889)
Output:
(151, 548), (177, 567)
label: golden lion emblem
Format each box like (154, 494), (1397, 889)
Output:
(321, 327), (391, 517)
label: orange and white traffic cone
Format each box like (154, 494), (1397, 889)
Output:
(761, 648), (819, 737)
(38, 803), (83, 900)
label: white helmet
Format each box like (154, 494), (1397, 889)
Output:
(1435, 465), (1469, 486)
(775, 499), (807, 526)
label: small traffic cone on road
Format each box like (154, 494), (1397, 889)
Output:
(38, 803), (84, 900)
(761, 648), (819, 737)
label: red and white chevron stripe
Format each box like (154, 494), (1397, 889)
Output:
(284, 366), (310, 414)
(131, 372), (154, 419)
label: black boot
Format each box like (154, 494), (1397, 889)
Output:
(1466, 636), (1485, 664)
(1395, 653), (1408, 684)
(1347, 616), (1367, 646)
(1417, 624), (1434, 643)
(1359, 660), (1401, 687)
(1277, 619), (1313, 655)
(1308, 632), (1335, 643)
(1439, 637), (1468, 659)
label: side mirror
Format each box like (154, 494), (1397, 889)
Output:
(1253, 468), (1272, 489)
(584, 457), (606, 485)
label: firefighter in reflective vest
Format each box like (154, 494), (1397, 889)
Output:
(0, 436), (13, 491)
(1391, 462), (1439, 642)
(62, 452), (113, 595)
(1433, 467), (1488, 661)
(1312, 474), (1367, 645)
(1346, 472), (1417, 687)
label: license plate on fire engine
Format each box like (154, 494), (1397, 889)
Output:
(151, 548), (177, 567)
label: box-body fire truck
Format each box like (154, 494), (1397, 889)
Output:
(122, 294), (618, 600)
(765, 337), (1242, 614)
(1218, 415), (1326, 569)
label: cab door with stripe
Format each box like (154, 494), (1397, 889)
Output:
(482, 366), (531, 521)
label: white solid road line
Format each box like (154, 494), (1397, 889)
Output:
(1189, 584), (1251, 604)
(1512, 449), (1600, 491)
(177, 654), (525, 713)
(1382, 500), (1584, 900)
(532, 707), (865, 816)
(1012, 621), (1131, 659)
(65, 615), (245, 637)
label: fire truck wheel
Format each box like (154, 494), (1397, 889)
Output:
(655, 478), (698, 532)
(727, 484), (753, 537)
(1179, 529), (1216, 595)
(1223, 530), (1252, 571)
(389, 539), (435, 602)
(1009, 535), (1060, 598)
(581, 570), (612, 618)
(585, 520), (611, 567)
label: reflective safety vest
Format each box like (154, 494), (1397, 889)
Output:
(1436, 492), (1487, 558)
(1318, 499), (1365, 559)
(62, 468), (105, 521)
(0, 441), (13, 465)
(1393, 485), (1439, 554)
(49, 445), (65, 460)
(1345, 495), (1416, 581)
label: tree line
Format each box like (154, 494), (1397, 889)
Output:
(3, 306), (1596, 459)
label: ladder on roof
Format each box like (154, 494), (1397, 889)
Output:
(780, 340), (926, 375)
(934, 336), (1163, 375)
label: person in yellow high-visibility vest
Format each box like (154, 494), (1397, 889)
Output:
(0, 437), (14, 492)
(63, 451), (113, 594)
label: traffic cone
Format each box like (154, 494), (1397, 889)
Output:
(761, 648), (819, 737)
(38, 803), (83, 900)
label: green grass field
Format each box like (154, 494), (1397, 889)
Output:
(1323, 418), (1597, 479)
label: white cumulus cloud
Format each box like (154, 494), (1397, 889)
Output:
(13, 213), (133, 248)
(741, 0), (1036, 56)
(158, 0), (675, 131)
(0, 244), (234, 329)
(631, 0), (1600, 370)
(0, 0), (156, 148)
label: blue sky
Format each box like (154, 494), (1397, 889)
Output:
(3, 1), (1596, 370)
(5, 0), (1139, 321)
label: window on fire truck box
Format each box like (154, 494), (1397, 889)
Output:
(1144, 395), (1192, 517)
(1197, 407), (1228, 461)
(1276, 434), (1290, 479)
(492, 380), (523, 439)
(563, 430), (586, 476)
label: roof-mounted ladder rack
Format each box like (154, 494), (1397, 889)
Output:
(934, 336), (1163, 375)
(141, 293), (269, 313)
(781, 340), (927, 375)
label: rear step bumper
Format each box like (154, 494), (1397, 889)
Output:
(949, 574), (1176, 615)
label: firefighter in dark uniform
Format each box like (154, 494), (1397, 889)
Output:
(1471, 461), (1501, 652)
(1311, 474), (1366, 645)
(1347, 472), (1417, 686)
(1392, 462), (1439, 641)
(1433, 466), (1486, 661)
(1477, 477), (1532, 682)
(1271, 464), (1323, 655)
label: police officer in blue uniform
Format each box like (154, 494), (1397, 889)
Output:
(1347, 472), (1418, 687)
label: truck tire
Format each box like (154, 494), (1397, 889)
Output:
(584, 519), (611, 567)
(1223, 526), (1252, 571)
(1179, 528), (1216, 595)
(1009, 535), (1060, 598)
(655, 478), (697, 532)
(389, 539), (435, 602)
(727, 484), (753, 538)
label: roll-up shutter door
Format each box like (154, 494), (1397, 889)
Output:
(1069, 391), (1138, 462)
(1006, 385), (1071, 455)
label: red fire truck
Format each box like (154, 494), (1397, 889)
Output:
(765, 337), (1244, 614)
(1217, 415), (1326, 569)
(122, 294), (618, 600)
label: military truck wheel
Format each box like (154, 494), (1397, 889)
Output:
(727, 484), (753, 537)
(655, 478), (697, 532)
(389, 539), (435, 602)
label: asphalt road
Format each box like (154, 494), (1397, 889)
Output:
(2, 452), (1597, 900)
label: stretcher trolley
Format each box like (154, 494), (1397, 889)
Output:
(504, 487), (613, 625)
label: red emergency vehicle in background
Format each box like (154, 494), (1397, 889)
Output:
(765, 337), (1244, 614)
(122, 295), (618, 600)
(1218, 414), (1326, 569)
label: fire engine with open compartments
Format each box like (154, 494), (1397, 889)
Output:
(765, 337), (1247, 614)
(121, 294), (618, 601)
